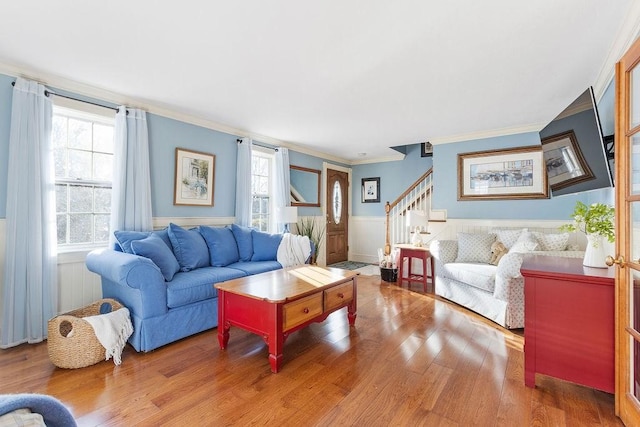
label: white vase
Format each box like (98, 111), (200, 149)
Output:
(583, 234), (607, 268)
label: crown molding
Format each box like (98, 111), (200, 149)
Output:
(429, 123), (544, 145)
(593, 1), (640, 101)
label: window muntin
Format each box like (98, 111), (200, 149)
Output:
(53, 104), (115, 247)
(251, 150), (274, 232)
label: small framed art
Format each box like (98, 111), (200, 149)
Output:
(174, 148), (215, 206)
(362, 177), (380, 203)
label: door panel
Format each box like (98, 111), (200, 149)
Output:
(615, 36), (640, 425)
(326, 168), (348, 265)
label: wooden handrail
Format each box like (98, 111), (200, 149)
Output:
(387, 168), (432, 211)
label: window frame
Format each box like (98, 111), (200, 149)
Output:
(52, 97), (116, 253)
(251, 147), (275, 232)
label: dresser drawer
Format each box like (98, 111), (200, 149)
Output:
(324, 282), (353, 311)
(283, 293), (323, 331)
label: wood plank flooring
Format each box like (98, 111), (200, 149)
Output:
(0, 275), (622, 426)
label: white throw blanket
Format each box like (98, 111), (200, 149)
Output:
(83, 307), (133, 366)
(277, 233), (312, 267)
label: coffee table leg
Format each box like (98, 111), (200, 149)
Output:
(268, 304), (284, 372)
(218, 290), (229, 349)
(348, 278), (357, 326)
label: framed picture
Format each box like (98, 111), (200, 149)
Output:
(362, 177), (380, 203)
(174, 148), (215, 206)
(458, 146), (548, 200)
(541, 130), (594, 191)
(421, 141), (433, 157)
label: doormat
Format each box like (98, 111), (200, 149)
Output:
(328, 261), (374, 271)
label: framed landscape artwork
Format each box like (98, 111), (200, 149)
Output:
(362, 177), (380, 203)
(174, 148), (215, 206)
(541, 130), (594, 191)
(458, 146), (548, 200)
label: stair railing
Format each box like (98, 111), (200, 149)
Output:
(384, 168), (433, 254)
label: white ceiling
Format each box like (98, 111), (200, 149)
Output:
(0, 1), (638, 163)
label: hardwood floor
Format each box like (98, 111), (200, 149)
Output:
(0, 275), (622, 426)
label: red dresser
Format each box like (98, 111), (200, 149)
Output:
(521, 255), (615, 393)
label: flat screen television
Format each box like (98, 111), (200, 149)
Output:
(539, 87), (613, 197)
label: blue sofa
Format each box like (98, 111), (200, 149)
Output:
(86, 223), (311, 352)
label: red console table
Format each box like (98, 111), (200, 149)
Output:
(395, 244), (434, 292)
(521, 255), (614, 393)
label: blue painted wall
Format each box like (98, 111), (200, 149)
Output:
(352, 143), (433, 216)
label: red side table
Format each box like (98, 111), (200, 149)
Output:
(395, 244), (434, 292)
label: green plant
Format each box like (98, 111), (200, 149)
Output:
(559, 201), (615, 243)
(297, 216), (325, 257)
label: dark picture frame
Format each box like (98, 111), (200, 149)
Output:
(174, 147), (215, 206)
(361, 177), (380, 203)
(457, 146), (548, 200)
(421, 141), (433, 157)
(541, 130), (595, 191)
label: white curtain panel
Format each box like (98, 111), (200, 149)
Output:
(235, 137), (253, 227)
(109, 107), (153, 245)
(1, 78), (57, 348)
(274, 147), (291, 233)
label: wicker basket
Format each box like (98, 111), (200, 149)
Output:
(47, 298), (124, 369)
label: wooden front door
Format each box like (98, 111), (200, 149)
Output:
(325, 168), (348, 265)
(614, 35), (640, 426)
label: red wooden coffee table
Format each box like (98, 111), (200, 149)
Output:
(215, 265), (358, 373)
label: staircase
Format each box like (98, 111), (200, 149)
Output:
(384, 168), (444, 253)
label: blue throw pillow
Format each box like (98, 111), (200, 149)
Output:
(113, 230), (150, 254)
(168, 223), (210, 272)
(199, 225), (240, 267)
(131, 234), (181, 281)
(251, 230), (283, 261)
(231, 224), (254, 262)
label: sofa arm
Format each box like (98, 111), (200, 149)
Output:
(86, 248), (167, 317)
(429, 240), (458, 280)
(493, 252), (524, 302)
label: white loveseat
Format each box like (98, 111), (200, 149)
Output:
(429, 228), (584, 329)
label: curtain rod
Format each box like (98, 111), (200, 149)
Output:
(236, 138), (278, 151)
(11, 81), (120, 112)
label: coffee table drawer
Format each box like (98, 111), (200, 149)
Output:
(283, 293), (323, 330)
(324, 282), (354, 311)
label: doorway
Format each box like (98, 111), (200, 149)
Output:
(325, 167), (349, 265)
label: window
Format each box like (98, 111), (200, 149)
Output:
(251, 150), (274, 232)
(52, 100), (115, 248)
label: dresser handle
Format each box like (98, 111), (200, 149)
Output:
(338, 293), (344, 298)
(303, 308), (309, 314)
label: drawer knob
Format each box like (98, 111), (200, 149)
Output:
(338, 293), (344, 298)
(303, 308), (309, 314)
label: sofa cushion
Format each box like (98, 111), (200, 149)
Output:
(131, 234), (181, 281)
(532, 231), (569, 251)
(114, 229), (173, 254)
(251, 230), (283, 261)
(510, 231), (539, 253)
(444, 262), (497, 293)
(166, 267), (247, 308)
(231, 224), (254, 261)
(455, 233), (496, 264)
(227, 260), (282, 275)
(490, 228), (525, 250)
(168, 223), (210, 272)
(199, 225), (240, 267)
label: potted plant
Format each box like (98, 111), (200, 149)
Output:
(297, 216), (325, 264)
(559, 201), (615, 268)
